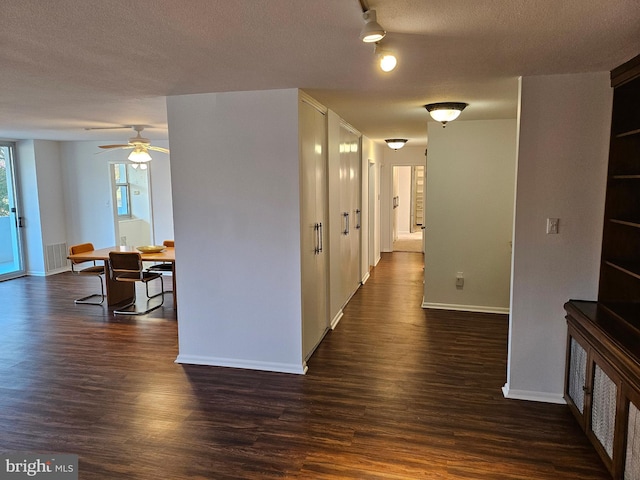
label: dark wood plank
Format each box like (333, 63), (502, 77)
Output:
(0, 253), (608, 479)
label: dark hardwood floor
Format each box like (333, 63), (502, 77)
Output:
(0, 253), (609, 479)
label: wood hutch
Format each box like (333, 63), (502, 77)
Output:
(564, 54), (640, 479)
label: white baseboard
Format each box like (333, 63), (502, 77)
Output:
(27, 270), (46, 277)
(422, 300), (509, 315)
(361, 271), (370, 284)
(175, 354), (306, 375)
(501, 383), (566, 404)
(331, 310), (343, 330)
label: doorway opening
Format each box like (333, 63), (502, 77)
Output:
(392, 165), (424, 253)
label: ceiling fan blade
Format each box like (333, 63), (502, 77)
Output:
(148, 146), (170, 154)
(85, 124), (151, 131)
(99, 144), (132, 149)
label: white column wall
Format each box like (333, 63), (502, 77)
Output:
(167, 89), (305, 374)
(423, 120), (517, 313)
(504, 72), (612, 403)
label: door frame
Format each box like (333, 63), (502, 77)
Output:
(0, 142), (26, 281)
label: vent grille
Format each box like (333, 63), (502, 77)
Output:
(46, 242), (68, 272)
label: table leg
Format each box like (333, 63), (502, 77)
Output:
(103, 265), (135, 306)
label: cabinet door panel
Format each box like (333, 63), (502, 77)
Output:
(568, 336), (588, 414)
(625, 398), (640, 479)
(592, 363), (618, 460)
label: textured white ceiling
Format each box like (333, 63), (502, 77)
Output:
(0, 0), (638, 145)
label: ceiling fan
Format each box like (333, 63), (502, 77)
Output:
(95, 125), (169, 163)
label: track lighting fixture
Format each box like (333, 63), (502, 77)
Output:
(385, 139), (408, 150)
(424, 102), (469, 127)
(360, 10), (386, 43)
(375, 43), (397, 72)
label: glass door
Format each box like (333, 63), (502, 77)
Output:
(0, 143), (25, 280)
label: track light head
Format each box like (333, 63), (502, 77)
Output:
(360, 10), (386, 43)
(375, 43), (397, 72)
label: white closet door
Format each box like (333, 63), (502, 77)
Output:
(300, 99), (328, 359)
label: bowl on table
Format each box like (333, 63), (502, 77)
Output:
(136, 245), (166, 254)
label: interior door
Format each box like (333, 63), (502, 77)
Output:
(0, 143), (26, 281)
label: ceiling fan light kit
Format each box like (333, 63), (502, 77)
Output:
(424, 102), (469, 127)
(128, 148), (152, 163)
(97, 125), (170, 162)
(360, 10), (386, 43)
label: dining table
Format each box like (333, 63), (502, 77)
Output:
(67, 245), (176, 308)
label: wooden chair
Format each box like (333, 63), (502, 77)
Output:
(69, 243), (105, 305)
(147, 240), (174, 291)
(108, 251), (164, 315)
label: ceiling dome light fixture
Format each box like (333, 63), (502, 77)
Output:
(375, 43), (397, 72)
(360, 10), (386, 43)
(385, 139), (408, 150)
(424, 102), (469, 127)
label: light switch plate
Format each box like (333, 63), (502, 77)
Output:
(547, 218), (559, 234)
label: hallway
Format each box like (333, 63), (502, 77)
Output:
(0, 252), (607, 479)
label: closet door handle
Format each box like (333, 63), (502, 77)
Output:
(343, 212), (349, 235)
(314, 223), (320, 254)
(318, 222), (323, 253)
(355, 209), (361, 229)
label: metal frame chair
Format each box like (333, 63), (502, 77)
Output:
(146, 240), (174, 292)
(69, 243), (105, 305)
(108, 251), (164, 316)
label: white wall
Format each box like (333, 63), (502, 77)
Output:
(380, 145), (426, 252)
(423, 120), (517, 313)
(60, 140), (173, 249)
(16, 140), (45, 274)
(361, 136), (383, 271)
(167, 88), (306, 374)
(504, 72), (612, 403)
(16, 140), (68, 275)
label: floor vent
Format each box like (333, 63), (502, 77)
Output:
(46, 242), (68, 272)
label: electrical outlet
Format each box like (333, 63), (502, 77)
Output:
(456, 272), (464, 288)
(546, 218), (559, 234)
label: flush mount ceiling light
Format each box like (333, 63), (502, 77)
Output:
(385, 139), (408, 150)
(424, 102), (469, 127)
(360, 9), (386, 43)
(375, 43), (397, 72)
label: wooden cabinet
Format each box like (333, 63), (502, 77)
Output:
(565, 301), (640, 479)
(598, 54), (640, 319)
(564, 54), (640, 480)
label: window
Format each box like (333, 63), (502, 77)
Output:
(113, 164), (131, 217)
